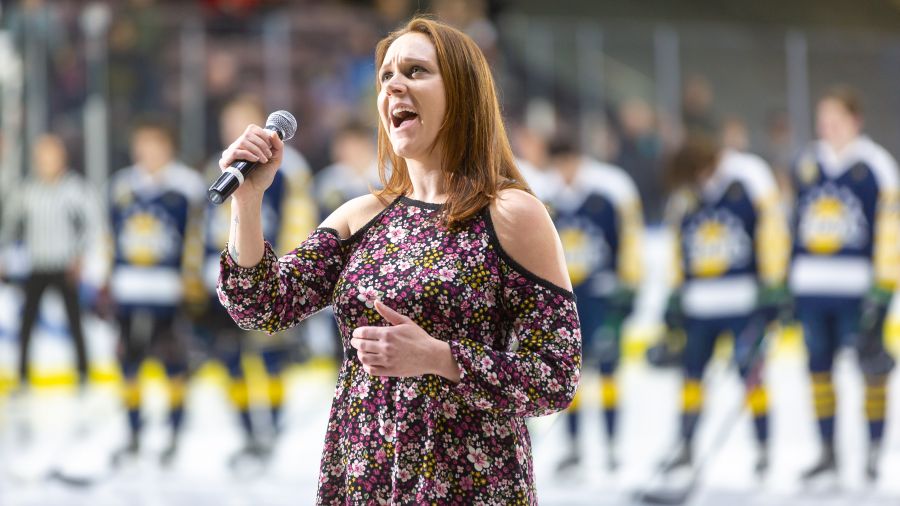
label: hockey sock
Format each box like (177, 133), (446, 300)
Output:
(865, 375), (887, 442)
(811, 372), (836, 443)
(681, 379), (703, 441)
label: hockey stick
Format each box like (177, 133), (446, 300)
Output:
(634, 313), (773, 505)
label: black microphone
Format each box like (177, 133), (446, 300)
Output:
(207, 110), (298, 205)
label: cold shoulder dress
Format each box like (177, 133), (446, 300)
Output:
(217, 195), (582, 505)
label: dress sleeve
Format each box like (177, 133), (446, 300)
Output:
(217, 227), (347, 334)
(447, 258), (582, 418)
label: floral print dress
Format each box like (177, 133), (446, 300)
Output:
(218, 196), (581, 505)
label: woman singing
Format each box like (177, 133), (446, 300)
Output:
(216, 17), (581, 504)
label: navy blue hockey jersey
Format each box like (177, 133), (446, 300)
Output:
(108, 162), (206, 308)
(789, 136), (899, 297)
(546, 158), (642, 299)
(669, 150), (788, 318)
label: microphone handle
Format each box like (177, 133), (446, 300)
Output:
(208, 159), (254, 205)
(207, 125), (283, 205)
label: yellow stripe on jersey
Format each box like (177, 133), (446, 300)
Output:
(618, 201), (644, 289)
(670, 226), (685, 288)
(755, 192), (790, 286)
(873, 190), (900, 291)
(181, 202), (207, 305)
(666, 191), (690, 289)
(276, 170), (318, 255)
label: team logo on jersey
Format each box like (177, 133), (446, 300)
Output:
(119, 209), (181, 266)
(798, 182), (867, 254)
(559, 225), (610, 286)
(684, 209), (751, 278)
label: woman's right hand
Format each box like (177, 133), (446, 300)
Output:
(218, 124), (284, 204)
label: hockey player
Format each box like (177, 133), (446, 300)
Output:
(314, 119), (379, 220)
(547, 137), (642, 473)
(510, 122), (556, 201)
(662, 134), (790, 476)
(790, 86), (898, 482)
(107, 118), (207, 466)
(200, 96), (317, 466)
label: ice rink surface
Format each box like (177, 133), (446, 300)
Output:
(1, 343), (899, 506)
(1, 230), (899, 505)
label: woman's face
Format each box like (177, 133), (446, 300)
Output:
(816, 98), (860, 148)
(377, 32), (447, 163)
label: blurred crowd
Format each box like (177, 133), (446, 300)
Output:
(0, 0), (811, 223)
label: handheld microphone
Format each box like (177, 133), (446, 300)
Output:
(207, 110), (298, 205)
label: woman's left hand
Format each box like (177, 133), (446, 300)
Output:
(351, 300), (454, 378)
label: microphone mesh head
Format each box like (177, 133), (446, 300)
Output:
(266, 110), (298, 140)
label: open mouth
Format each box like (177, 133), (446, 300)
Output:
(391, 106), (419, 129)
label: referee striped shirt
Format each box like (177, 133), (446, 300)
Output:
(0, 172), (102, 272)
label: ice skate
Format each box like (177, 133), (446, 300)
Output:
(554, 448), (581, 476)
(660, 442), (692, 474)
(802, 445), (837, 488)
(865, 442), (881, 482)
(754, 445), (769, 477)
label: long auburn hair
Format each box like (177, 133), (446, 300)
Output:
(373, 17), (531, 226)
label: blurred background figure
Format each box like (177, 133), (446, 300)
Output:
(510, 121), (557, 200)
(546, 133), (643, 475)
(314, 119), (379, 220)
(431, 0), (498, 60)
(789, 86), (898, 484)
(204, 49), (241, 158)
(681, 74), (719, 138)
(660, 134), (789, 477)
(613, 97), (665, 224)
(720, 115), (750, 152)
(198, 95), (317, 470)
(108, 0), (165, 169)
(763, 108), (795, 196)
(0, 134), (100, 393)
(106, 118), (206, 467)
